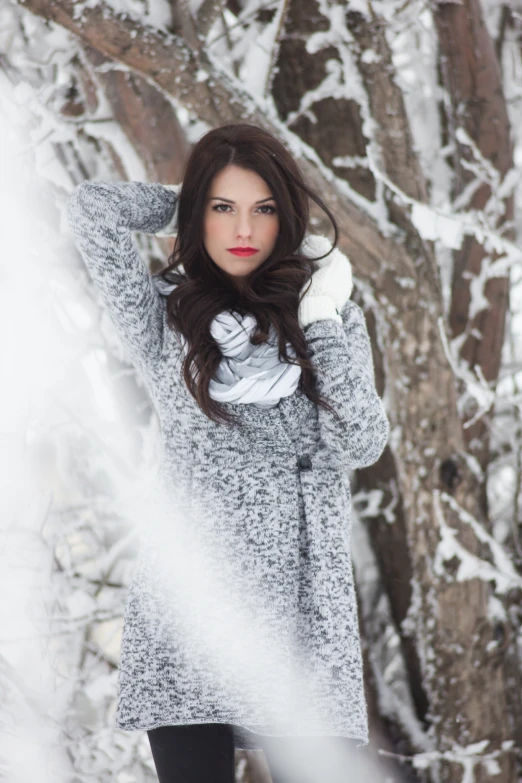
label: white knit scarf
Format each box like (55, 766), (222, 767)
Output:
(152, 275), (302, 408)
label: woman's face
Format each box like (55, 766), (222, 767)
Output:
(203, 165), (280, 286)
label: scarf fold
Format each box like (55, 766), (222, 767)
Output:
(152, 274), (301, 408)
(207, 311), (301, 408)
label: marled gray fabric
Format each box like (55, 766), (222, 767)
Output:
(66, 180), (390, 751)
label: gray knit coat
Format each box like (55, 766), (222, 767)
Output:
(66, 180), (390, 751)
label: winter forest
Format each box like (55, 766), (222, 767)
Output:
(2, 0), (522, 781)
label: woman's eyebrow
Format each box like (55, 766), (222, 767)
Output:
(208, 196), (276, 203)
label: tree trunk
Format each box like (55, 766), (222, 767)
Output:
(434, 0), (514, 500)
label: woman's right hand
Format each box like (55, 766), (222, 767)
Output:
(155, 184), (181, 236)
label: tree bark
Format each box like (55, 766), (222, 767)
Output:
(434, 0), (514, 495)
(82, 44), (191, 185)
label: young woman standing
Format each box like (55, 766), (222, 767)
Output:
(66, 123), (389, 782)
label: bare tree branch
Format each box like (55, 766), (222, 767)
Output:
(345, 8), (428, 206)
(197, 0), (228, 40)
(169, 0), (201, 50)
(82, 44), (191, 184)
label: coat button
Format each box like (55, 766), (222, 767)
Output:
(297, 454), (312, 471)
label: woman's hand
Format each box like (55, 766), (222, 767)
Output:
(298, 235), (353, 328)
(155, 184), (181, 236)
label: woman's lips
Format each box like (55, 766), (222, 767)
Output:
(228, 248), (258, 257)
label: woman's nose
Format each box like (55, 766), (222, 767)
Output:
(235, 214), (253, 237)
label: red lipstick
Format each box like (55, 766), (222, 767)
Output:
(228, 247), (258, 257)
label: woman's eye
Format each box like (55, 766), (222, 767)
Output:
(211, 204), (277, 214)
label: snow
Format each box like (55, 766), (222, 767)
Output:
(433, 490), (522, 594)
(411, 202), (464, 249)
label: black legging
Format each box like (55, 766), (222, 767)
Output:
(147, 722), (362, 783)
(147, 724), (236, 783)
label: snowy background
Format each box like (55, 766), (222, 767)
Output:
(2, 0), (522, 781)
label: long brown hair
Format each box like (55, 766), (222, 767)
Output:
(159, 123), (342, 427)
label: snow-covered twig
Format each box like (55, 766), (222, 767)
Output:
(433, 490), (522, 594)
(367, 146), (522, 263)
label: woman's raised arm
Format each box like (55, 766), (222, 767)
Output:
(66, 181), (179, 373)
(304, 298), (390, 470)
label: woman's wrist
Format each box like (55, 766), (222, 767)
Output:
(298, 295), (342, 328)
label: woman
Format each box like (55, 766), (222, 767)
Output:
(66, 123), (389, 782)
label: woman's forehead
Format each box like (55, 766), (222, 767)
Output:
(207, 165), (273, 201)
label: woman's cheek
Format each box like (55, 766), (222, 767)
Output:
(203, 214), (224, 243)
(269, 218), (280, 245)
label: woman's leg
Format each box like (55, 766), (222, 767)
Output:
(147, 723), (236, 783)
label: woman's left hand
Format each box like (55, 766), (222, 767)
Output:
(298, 235), (353, 328)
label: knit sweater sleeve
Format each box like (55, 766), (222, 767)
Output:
(66, 181), (178, 372)
(303, 299), (389, 470)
